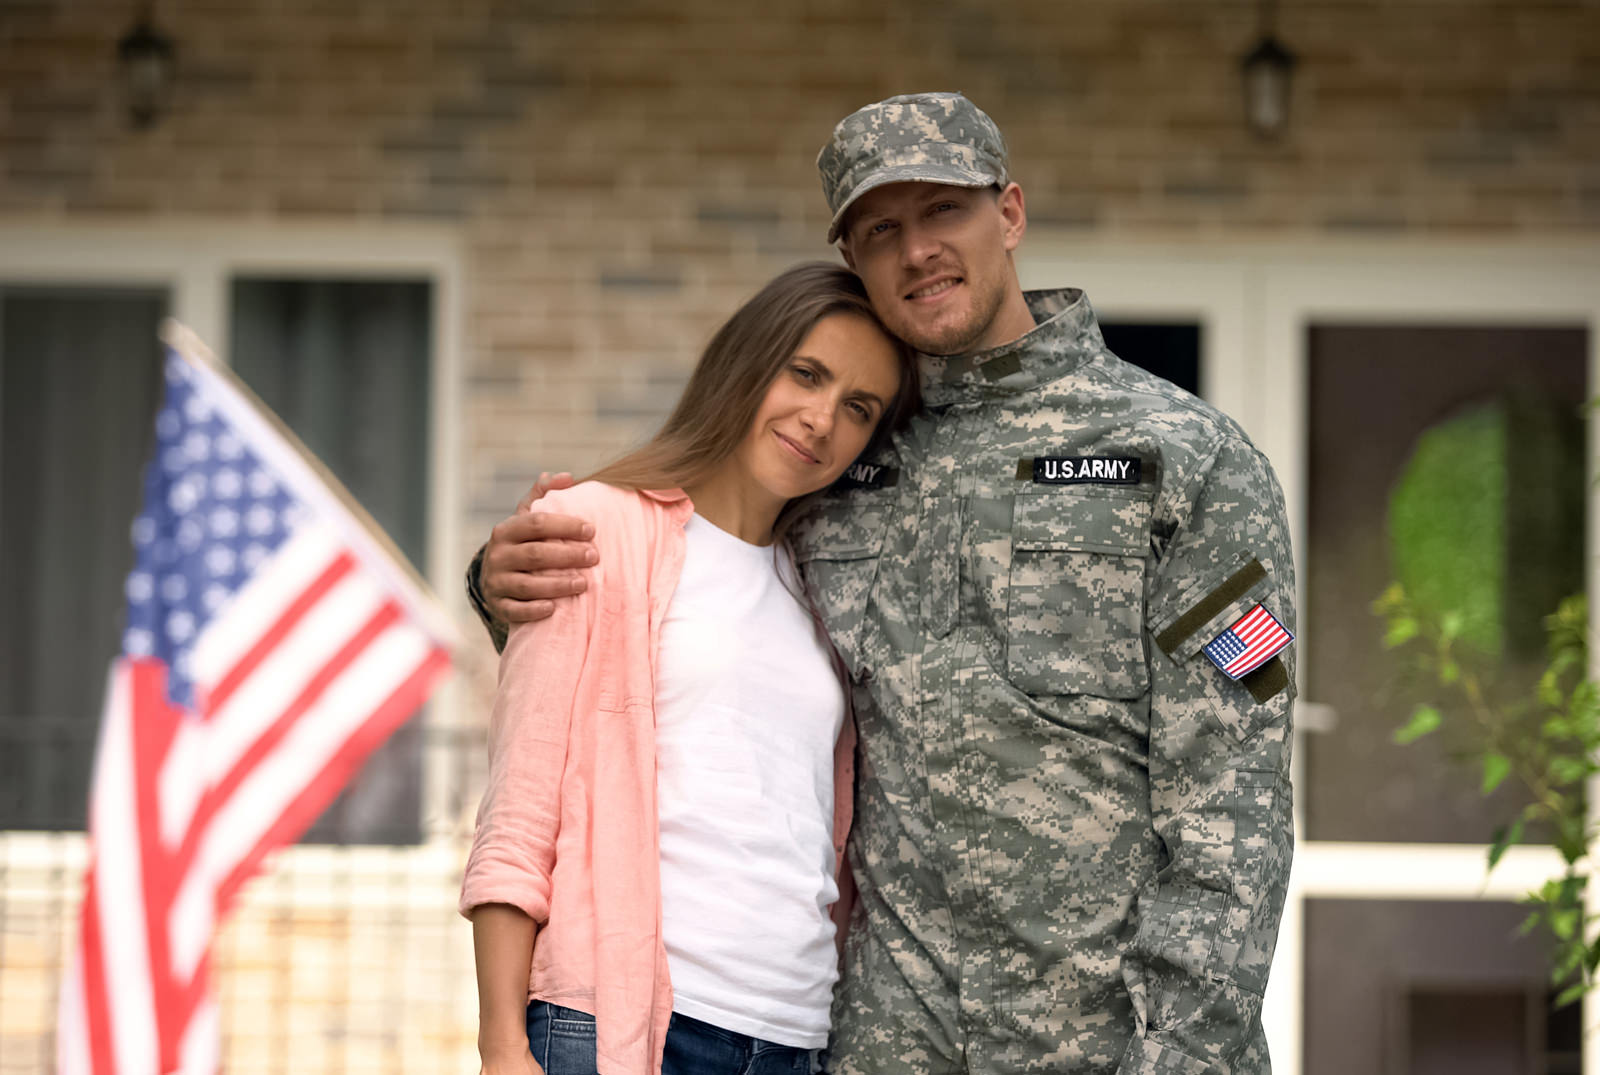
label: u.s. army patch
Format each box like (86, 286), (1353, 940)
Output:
(1019, 456), (1141, 485)
(835, 462), (898, 491)
(1203, 603), (1294, 680)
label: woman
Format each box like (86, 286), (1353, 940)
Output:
(460, 262), (920, 1075)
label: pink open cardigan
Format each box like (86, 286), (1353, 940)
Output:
(459, 483), (856, 1075)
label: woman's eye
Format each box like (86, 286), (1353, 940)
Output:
(792, 365), (817, 382)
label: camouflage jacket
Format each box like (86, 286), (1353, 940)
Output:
(790, 288), (1296, 1075)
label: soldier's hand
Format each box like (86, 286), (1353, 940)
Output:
(482, 473), (597, 624)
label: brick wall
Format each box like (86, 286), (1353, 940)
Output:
(4, 0), (1597, 516)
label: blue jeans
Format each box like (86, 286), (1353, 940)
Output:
(526, 1001), (824, 1075)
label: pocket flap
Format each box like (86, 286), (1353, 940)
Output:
(792, 504), (887, 564)
(1011, 487), (1150, 555)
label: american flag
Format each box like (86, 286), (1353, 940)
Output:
(1202, 603), (1293, 680)
(57, 324), (455, 1075)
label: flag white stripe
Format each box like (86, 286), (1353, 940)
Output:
(190, 524), (346, 691)
(177, 995), (220, 1075)
(56, 953), (90, 1075)
(204, 569), (388, 784)
(1235, 619), (1279, 647)
(91, 665), (160, 1075)
(158, 718), (208, 851)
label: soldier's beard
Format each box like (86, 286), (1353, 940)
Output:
(890, 271), (1013, 357)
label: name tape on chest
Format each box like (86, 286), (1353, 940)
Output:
(1018, 456), (1142, 486)
(834, 462), (899, 492)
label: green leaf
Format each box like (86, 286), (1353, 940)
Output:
(1517, 909), (1543, 937)
(1393, 705), (1443, 745)
(1555, 982), (1588, 1009)
(1383, 617), (1420, 649)
(1551, 908), (1579, 941)
(1551, 756), (1588, 786)
(1488, 818), (1525, 870)
(1481, 753), (1512, 795)
(1440, 611), (1465, 642)
(1439, 659), (1460, 685)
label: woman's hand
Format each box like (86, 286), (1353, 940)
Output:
(478, 1042), (544, 1075)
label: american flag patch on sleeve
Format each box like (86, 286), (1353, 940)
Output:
(1202, 603), (1294, 680)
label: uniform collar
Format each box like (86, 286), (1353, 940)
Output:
(918, 287), (1102, 408)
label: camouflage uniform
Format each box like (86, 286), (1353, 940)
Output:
(793, 93), (1294, 1074)
(791, 289), (1294, 1074)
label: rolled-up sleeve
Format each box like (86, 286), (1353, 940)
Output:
(458, 509), (597, 923)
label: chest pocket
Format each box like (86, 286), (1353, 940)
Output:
(1005, 487), (1152, 699)
(791, 494), (890, 679)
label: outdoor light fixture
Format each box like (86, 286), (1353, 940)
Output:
(1240, 0), (1296, 139)
(117, 8), (176, 129)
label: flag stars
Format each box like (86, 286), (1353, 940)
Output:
(182, 394), (212, 423)
(161, 575), (189, 602)
(247, 469), (276, 498)
(205, 545), (237, 576)
(127, 572), (154, 602)
(213, 469), (243, 499)
(182, 431), (211, 462)
(177, 518), (205, 551)
(245, 505), (274, 536)
(124, 627), (154, 656)
(215, 433), (243, 461)
(166, 611), (195, 642)
(209, 507), (239, 538)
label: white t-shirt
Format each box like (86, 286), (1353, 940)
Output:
(653, 513), (845, 1048)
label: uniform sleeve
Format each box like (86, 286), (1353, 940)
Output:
(465, 542), (509, 654)
(1117, 437), (1296, 1074)
(457, 504), (598, 922)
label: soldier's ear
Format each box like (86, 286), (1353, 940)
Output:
(997, 183), (1026, 253)
(838, 239), (858, 271)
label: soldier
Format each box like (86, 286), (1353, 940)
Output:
(472, 93), (1296, 1074)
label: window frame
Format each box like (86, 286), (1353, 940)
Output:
(0, 221), (466, 847)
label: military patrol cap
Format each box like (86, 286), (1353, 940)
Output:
(817, 92), (1009, 243)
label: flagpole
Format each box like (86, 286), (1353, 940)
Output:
(158, 318), (463, 651)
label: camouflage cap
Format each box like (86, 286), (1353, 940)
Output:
(817, 92), (1009, 243)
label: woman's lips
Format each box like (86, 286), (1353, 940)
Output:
(775, 431), (820, 464)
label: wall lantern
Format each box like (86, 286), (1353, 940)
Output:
(1240, 0), (1296, 139)
(117, 10), (177, 129)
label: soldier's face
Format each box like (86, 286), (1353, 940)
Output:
(734, 313), (902, 502)
(840, 181), (1027, 356)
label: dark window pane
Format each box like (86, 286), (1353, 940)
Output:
(0, 287), (168, 830)
(1303, 325), (1587, 843)
(1100, 322), (1201, 398)
(229, 278), (432, 845)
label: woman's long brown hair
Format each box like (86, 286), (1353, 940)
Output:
(584, 262), (920, 526)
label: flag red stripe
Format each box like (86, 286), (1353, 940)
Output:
(128, 661), (188, 1073)
(78, 872), (118, 1075)
(204, 551), (355, 714)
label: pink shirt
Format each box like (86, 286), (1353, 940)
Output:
(459, 483), (856, 1075)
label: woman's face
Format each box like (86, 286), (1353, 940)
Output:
(734, 312), (903, 502)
